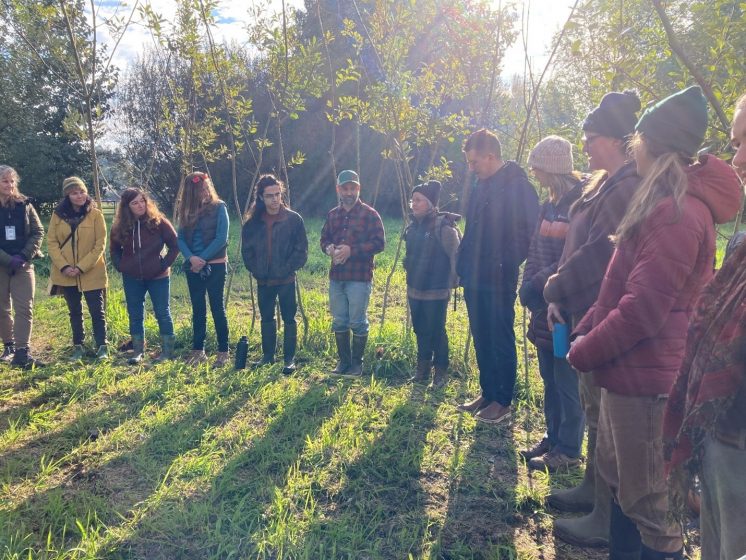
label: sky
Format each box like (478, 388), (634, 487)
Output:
(95, 0), (574, 87)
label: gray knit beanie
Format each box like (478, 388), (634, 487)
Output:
(527, 135), (574, 175)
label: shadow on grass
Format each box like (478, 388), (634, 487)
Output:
(107, 380), (348, 559)
(2, 364), (256, 552)
(291, 385), (439, 559)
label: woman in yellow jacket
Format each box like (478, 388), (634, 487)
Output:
(48, 177), (109, 360)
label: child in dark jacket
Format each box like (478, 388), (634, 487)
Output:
(110, 188), (179, 364)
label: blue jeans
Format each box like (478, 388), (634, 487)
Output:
(122, 274), (174, 338)
(552, 355), (585, 457)
(329, 280), (372, 336)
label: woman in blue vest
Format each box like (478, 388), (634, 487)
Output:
(403, 180), (460, 388)
(175, 172), (230, 367)
(0, 165), (44, 368)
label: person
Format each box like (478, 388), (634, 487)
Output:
(517, 136), (585, 471)
(403, 180), (460, 388)
(663, 93), (746, 560)
(110, 188), (180, 365)
(320, 169), (385, 377)
(456, 128), (539, 424)
(542, 90), (642, 547)
(241, 174), (308, 374)
(175, 172), (230, 367)
(567, 86), (742, 560)
(0, 165), (44, 368)
(48, 177), (109, 360)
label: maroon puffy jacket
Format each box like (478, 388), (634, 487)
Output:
(568, 156), (742, 396)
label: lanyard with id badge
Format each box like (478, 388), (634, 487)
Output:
(5, 225), (16, 241)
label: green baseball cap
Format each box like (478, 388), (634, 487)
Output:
(336, 169), (360, 186)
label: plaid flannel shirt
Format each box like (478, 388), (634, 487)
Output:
(320, 200), (385, 282)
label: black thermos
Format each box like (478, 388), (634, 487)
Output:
(235, 336), (249, 370)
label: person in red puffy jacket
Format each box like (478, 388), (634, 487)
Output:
(567, 86), (742, 560)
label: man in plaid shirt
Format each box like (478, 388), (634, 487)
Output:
(320, 170), (385, 376)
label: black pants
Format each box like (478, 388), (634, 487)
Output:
(257, 282), (298, 327)
(62, 286), (107, 347)
(408, 297), (449, 367)
(186, 263), (229, 352)
(464, 287), (517, 406)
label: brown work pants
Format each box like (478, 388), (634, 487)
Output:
(0, 265), (35, 348)
(597, 389), (682, 553)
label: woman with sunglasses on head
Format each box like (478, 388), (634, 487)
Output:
(110, 188), (179, 364)
(175, 172), (230, 366)
(48, 176), (109, 361)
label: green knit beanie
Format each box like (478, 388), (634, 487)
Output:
(635, 86), (708, 155)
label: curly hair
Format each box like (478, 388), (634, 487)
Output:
(175, 172), (220, 229)
(111, 188), (164, 245)
(0, 165), (28, 206)
(245, 174), (286, 222)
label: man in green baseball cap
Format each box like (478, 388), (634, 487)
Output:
(320, 169), (385, 377)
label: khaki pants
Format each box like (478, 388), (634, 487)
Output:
(0, 265), (35, 348)
(597, 389), (682, 552)
(578, 370), (602, 435)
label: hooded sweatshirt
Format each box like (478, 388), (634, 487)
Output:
(568, 155), (742, 396)
(110, 217), (179, 280)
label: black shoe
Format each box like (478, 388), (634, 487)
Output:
(610, 500), (642, 560)
(11, 347), (45, 369)
(251, 356), (275, 368)
(0, 343), (15, 363)
(282, 361), (297, 375)
(519, 437), (552, 460)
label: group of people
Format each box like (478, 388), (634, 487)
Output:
(0, 83), (744, 560)
(453, 87), (744, 560)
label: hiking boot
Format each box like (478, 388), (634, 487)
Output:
(520, 437), (552, 461)
(185, 349), (208, 365)
(128, 335), (144, 365)
(607, 500), (640, 556)
(282, 360), (297, 375)
(431, 365), (448, 389)
(344, 334), (367, 377)
(475, 402), (512, 425)
(95, 345), (109, 361)
(213, 351), (230, 368)
(251, 356), (275, 368)
(152, 335), (176, 363)
(457, 395), (489, 413)
(528, 451), (581, 472)
(0, 342), (15, 363)
(409, 359), (432, 383)
(11, 347), (45, 369)
(330, 331), (351, 375)
(69, 344), (86, 361)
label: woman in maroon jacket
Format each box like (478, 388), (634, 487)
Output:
(567, 87), (742, 560)
(111, 188), (180, 364)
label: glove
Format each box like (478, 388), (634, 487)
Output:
(9, 255), (26, 271)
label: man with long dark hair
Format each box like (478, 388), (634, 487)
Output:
(241, 174), (308, 374)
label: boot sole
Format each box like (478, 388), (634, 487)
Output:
(475, 411), (512, 425)
(553, 523), (608, 548)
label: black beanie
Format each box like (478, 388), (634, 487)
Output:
(635, 86), (708, 155)
(412, 180), (441, 207)
(582, 90), (641, 139)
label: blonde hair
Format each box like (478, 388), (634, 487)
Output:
(0, 165), (26, 206)
(544, 171), (582, 203)
(614, 133), (690, 243)
(175, 172), (220, 229)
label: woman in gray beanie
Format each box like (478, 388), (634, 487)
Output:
(519, 135), (585, 471)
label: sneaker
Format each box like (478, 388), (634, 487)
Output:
(474, 402), (512, 425)
(213, 351), (230, 368)
(0, 343), (15, 363)
(520, 437), (552, 460)
(69, 344), (86, 361)
(282, 361), (297, 375)
(95, 345), (109, 361)
(185, 350), (208, 365)
(529, 451), (581, 472)
(11, 347), (45, 369)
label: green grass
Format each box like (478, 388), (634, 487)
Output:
(0, 215), (719, 559)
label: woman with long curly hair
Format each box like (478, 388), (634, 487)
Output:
(0, 165), (45, 368)
(175, 172), (230, 366)
(111, 188), (179, 364)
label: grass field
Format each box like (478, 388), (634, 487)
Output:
(0, 214), (719, 559)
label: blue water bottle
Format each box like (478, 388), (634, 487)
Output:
(552, 323), (570, 358)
